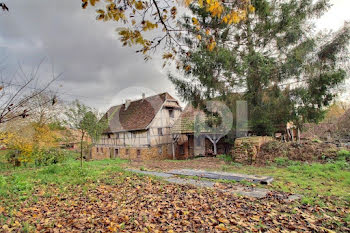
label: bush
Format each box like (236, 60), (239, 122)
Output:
(34, 148), (66, 166)
(5, 150), (21, 167)
(337, 150), (350, 161)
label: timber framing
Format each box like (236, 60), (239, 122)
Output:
(92, 92), (182, 160)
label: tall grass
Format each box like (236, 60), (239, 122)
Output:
(0, 158), (127, 204)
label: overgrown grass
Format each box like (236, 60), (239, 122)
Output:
(0, 157), (128, 206)
(217, 154), (233, 163)
(0, 149), (10, 170)
(219, 157), (350, 205)
(0, 149), (80, 171)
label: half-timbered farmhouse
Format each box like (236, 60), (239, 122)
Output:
(91, 92), (182, 160)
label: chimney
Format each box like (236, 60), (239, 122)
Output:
(142, 93), (145, 102)
(125, 99), (131, 110)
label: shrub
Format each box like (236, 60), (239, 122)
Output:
(34, 148), (66, 166)
(337, 150), (350, 161)
(5, 150), (21, 167)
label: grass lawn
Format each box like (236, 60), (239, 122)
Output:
(221, 159), (350, 206)
(0, 155), (349, 232)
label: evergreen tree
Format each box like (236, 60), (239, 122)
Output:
(169, 0), (350, 135)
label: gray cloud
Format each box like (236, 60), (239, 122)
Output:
(0, 0), (178, 111)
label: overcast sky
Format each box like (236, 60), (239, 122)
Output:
(0, 0), (349, 111)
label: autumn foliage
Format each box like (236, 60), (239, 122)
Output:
(82, 0), (251, 58)
(1, 122), (59, 164)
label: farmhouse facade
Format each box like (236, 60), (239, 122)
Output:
(91, 92), (182, 160)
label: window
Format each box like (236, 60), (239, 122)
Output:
(101, 147), (104, 153)
(107, 133), (112, 139)
(169, 109), (174, 118)
(137, 149), (141, 156)
(97, 147), (99, 153)
(126, 149), (129, 155)
(158, 146), (163, 155)
(158, 128), (163, 136)
(132, 132), (137, 138)
(115, 133), (119, 139)
(115, 148), (119, 156)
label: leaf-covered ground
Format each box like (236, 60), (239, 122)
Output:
(0, 157), (349, 232)
(1, 163), (349, 232)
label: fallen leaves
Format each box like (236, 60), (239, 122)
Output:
(0, 173), (349, 232)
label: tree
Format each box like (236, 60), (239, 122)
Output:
(323, 101), (349, 124)
(169, 0), (350, 135)
(27, 93), (63, 127)
(81, 0), (251, 59)
(0, 60), (61, 125)
(1, 106), (60, 166)
(64, 100), (107, 167)
(82, 110), (108, 160)
(64, 100), (90, 167)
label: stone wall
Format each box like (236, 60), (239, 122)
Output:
(90, 144), (173, 161)
(232, 136), (273, 164)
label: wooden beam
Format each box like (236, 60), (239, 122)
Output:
(171, 134), (180, 160)
(205, 134), (223, 156)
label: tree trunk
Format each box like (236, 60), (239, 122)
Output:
(205, 134), (223, 156)
(80, 131), (85, 168)
(172, 141), (176, 160)
(213, 141), (217, 156)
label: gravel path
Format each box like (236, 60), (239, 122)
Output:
(127, 169), (272, 198)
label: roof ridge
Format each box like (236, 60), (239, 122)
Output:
(109, 92), (169, 109)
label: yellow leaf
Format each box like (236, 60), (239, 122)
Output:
(249, 5), (255, 13)
(162, 53), (173, 59)
(132, 19), (136, 25)
(216, 223), (228, 231)
(198, 0), (203, 7)
(185, 0), (192, 6)
(218, 218), (230, 224)
(192, 17), (198, 25)
(135, 1), (144, 10)
(208, 41), (216, 51)
(89, 0), (97, 7)
(197, 35), (202, 40)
